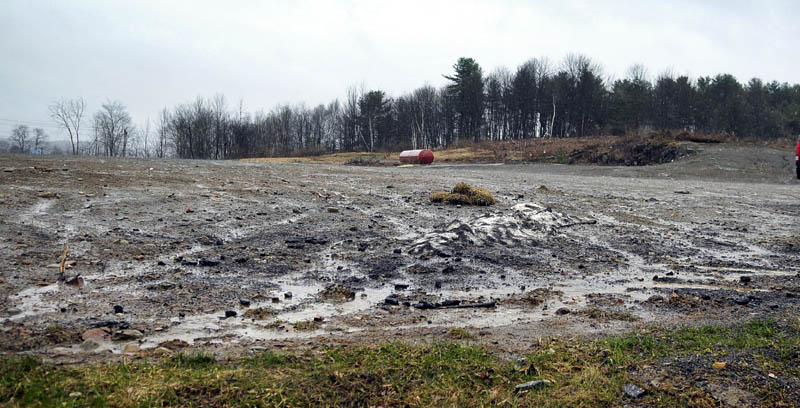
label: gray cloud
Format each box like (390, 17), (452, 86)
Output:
(1, 0), (798, 138)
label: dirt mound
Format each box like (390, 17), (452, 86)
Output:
(570, 138), (688, 166)
(430, 182), (497, 206)
(409, 203), (595, 254)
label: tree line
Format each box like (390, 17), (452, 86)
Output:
(6, 54), (800, 158)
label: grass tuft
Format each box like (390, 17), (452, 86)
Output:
(430, 182), (497, 206)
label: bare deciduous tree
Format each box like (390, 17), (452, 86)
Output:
(48, 98), (86, 155)
(10, 125), (30, 153)
(33, 128), (48, 151)
(93, 100), (132, 157)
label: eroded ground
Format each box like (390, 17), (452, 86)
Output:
(1, 145), (799, 363)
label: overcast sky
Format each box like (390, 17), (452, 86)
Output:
(1, 0), (799, 139)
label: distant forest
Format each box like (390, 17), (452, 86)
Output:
(8, 54), (800, 158)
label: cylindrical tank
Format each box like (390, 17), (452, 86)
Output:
(399, 149), (435, 165)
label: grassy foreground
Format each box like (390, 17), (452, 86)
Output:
(2, 320), (798, 407)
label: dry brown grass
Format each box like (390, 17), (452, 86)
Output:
(430, 182), (497, 206)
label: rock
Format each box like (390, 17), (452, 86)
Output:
(198, 258), (220, 267)
(734, 296), (750, 305)
(158, 339), (190, 351)
(739, 276), (751, 284)
(38, 191), (59, 199)
(434, 280), (442, 289)
(555, 307), (571, 315)
(393, 248), (402, 254)
(713, 361), (727, 370)
(384, 297), (400, 306)
(65, 275), (84, 287)
(706, 383), (758, 408)
(327, 207), (339, 213)
(224, 310), (237, 318)
(112, 329), (143, 341)
(284, 292), (293, 299)
(271, 297), (280, 303)
(80, 339), (100, 351)
(394, 283), (409, 291)
(514, 380), (551, 393)
(123, 344), (140, 354)
(239, 298), (251, 307)
(647, 295), (664, 303)
(113, 305), (124, 314)
(83, 328), (111, 342)
(623, 383), (646, 398)
(305, 237), (329, 245)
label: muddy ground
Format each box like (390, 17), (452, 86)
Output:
(1, 143), (799, 363)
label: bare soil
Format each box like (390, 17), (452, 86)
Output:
(1, 142), (799, 364)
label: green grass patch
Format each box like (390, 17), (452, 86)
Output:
(1, 320), (798, 407)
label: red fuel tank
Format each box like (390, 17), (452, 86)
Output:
(399, 149), (434, 165)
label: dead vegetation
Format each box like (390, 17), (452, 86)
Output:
(242, 307), (275, 320)
(317, 284), (356, 303)
(430, 182), (497, 206)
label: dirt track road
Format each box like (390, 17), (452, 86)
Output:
(1, 144), (799, 360)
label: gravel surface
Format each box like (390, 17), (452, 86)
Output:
(1, 144), (798, 361)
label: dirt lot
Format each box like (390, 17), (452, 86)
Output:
(1, 143), (799, 362)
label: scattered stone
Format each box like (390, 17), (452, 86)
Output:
(555, 307), (571, 315)
(113, 305), (124, 314)
(239, 298), (251, 307)
(734, 296), (750, 305)
(514, 380), (551, 393)
(739, 276), (751, 284)
(623, 383), (646, 399)
(111, 329), (143, 341)
(224, 310), (237, 318)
